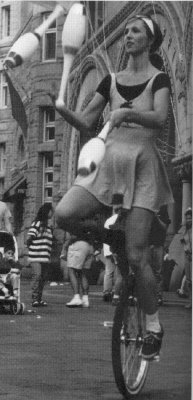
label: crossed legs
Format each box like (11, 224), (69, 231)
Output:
(56, 187), (159, 317)
(55, 185), (111, 236)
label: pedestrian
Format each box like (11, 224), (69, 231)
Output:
(27, 203), (53, 307)
(64, 234), (94, 308)
(0, 243), (22, 299)
(0, 200), (13, 234)
(149, 205), (171, 306)
(52, 14), (174, 360)
(103, 212), (122, 306)
(180, 207), (192, 309)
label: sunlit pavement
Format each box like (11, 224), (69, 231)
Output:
(0, 279), (191, 400)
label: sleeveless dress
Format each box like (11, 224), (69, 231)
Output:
(74, 73), (174, 213)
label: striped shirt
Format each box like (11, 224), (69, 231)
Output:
(27, 221), (53, 263)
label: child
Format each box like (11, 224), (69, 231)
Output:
(0, 244), (22, 299)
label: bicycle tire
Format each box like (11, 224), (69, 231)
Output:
(112, 281), (149, 397)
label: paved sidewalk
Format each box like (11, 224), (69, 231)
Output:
(0, 279), (190, 400)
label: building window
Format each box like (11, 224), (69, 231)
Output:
(18, 136), (25, 164)
(43, 153), (53, 203)
(43, 108), (55, 141)
(0, 179), (4, 197)
(0, 72), (8, 108)
(42, 13), (56, 61)
(0, 143), (6, 174)
(85, 1), (104, 39)
(2, 6), (10, 38)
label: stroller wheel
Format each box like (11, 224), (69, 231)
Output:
(10, 302), (19, 315)
(10, 302), (25, 315)
(18, 303), (25, 315)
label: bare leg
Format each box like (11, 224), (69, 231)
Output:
(55, 186), (111, 237)
(151, 245), (164, 297)
(125, 207), (157, 315)
(103, 255), (115, 295)
(68, 268), (79, 295)
(66, 268), (83, 307)
(114, 266), (123, 296)
(80, 270), (89, 295)
(180, 274), (187, 292)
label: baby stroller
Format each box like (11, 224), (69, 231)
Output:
(0, 231), (25, 315)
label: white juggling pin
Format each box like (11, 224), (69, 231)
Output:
(55, 3), (86, 108)
(4, 4), (64, 68)
(77, 121), (111, 176)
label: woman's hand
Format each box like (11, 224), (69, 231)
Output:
(47, 82), (67, 112)
(108, 107), (132, 131)
(47, 91), (57, 107)
(47, 82), (58, 107)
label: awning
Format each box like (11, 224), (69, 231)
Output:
(3, 176), (27, 202)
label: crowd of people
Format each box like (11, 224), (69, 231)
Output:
(0, 14), (191, 362)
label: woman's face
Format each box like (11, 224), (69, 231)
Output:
(124, 19), (151, 55)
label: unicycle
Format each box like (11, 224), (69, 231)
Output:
(112, 273), (150, 398)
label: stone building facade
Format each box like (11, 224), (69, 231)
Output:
(0, 1), (191, 282)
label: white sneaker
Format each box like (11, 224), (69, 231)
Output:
(82, 296), (90, 308)
(66, 297), (83, 308)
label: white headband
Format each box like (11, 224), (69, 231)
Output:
(140, 17), (154, 35)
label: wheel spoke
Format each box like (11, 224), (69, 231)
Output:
(124, 346), (137, 385)
(122, 341), (135, 377)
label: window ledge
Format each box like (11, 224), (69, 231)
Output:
(41, 60), (56, 64)
(0, 171), (5, 178)
(0, 36), (13, 46)
(38, 142), (54, 153)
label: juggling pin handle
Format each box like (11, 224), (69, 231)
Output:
(35, 4), (64, 38)
(55, 53), (75, 108)
(97, 121), (111, 142)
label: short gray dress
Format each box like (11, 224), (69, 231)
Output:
(74, 73), (174, 213)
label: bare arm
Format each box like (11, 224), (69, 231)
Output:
(4, 206), (13, 234)
(108, 87), (170, 131)
(49, 91), (106, 134)
(26, 235), (34, 248)
(4, 217), (12, 234)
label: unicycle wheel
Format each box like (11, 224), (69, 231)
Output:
(112, 284), (149, 397)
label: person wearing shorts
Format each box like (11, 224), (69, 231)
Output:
(65, 235), (94, 308)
